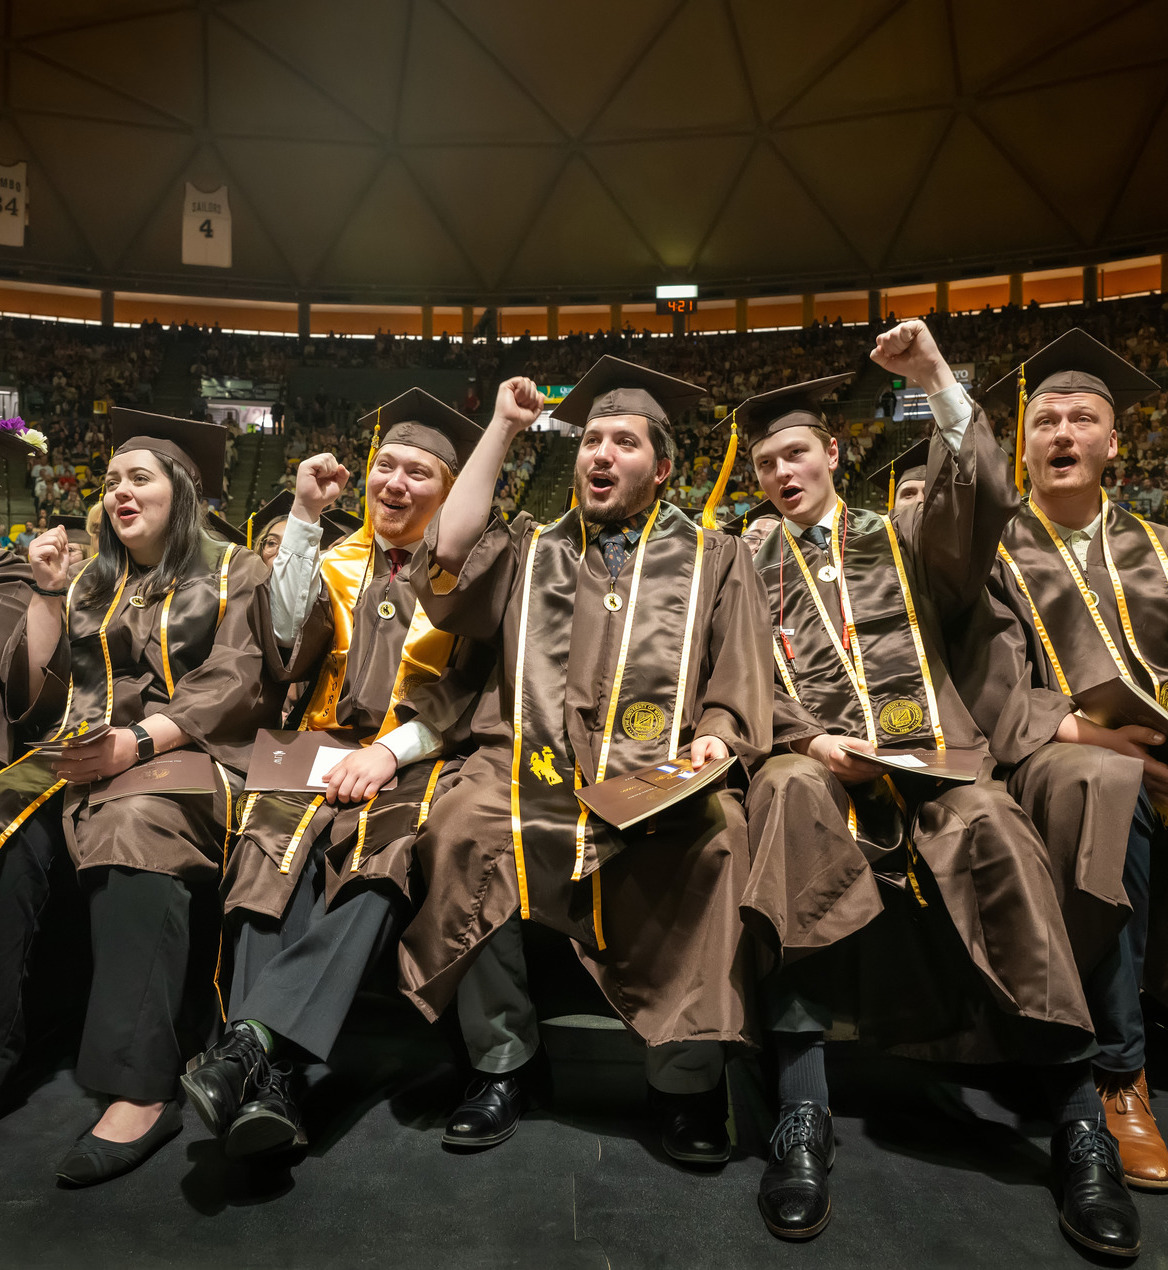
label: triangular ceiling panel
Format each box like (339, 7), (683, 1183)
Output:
(406, 145), (564, 287)
(7, 48), (183, 129)
(505, 156), (660, 290)
(729, 0), (882, 122)
(225, 0), (410, 136)
(588, 0), (754, 139)
(778, 109), (952, 269)
(17, 117), (195, 269)
(22, 11), (203, 127)
(314, 158), (475, 291)
(207, 17), (374, 141)
(10, 0), (178, 40)
(700, 143), (863, 281)
(396, 1), (562, 143)
(444, 0), (679, 137)
(977, 67), (1165, 245)
(216, 138), (384, 282)
(779, 0), (955, 127)
(887, 113), (1077, 268)
(0, 120), (97, 273)
(1104, 98), (1168, 243)
(587, 135), (755, 271)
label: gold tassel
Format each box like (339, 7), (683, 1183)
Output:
(702, 413), (738, 530)
(1014, 361), (1027, 495)
(246, 512), (255, 550)
(887, 461), (896, 513)
(363, 406), (382, 537)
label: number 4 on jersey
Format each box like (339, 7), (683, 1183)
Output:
(199, 218), (213, 238)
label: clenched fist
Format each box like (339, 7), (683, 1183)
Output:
(29, 525), (71, 593)
(292, 453), (350, 525)
(871, 320), (955, 397)
(492, 377), (545, 440)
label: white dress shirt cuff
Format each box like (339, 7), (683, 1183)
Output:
(269, 513), (325, 646)
(928, 382), (973, 453)
(374, 719), (443, 769)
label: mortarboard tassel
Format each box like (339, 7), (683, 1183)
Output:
(246, 512), (256, 550)
(887, 460), (896, 513)
(362, 406), (382, 539)
(1014, 361), (1028, 495)
(702, 413), (738, 530)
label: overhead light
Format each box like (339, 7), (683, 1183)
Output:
(655, 284), (698, 299)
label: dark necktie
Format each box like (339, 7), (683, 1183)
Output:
(598, 530), (628, 579)
(387, 547), (410, 582)
(803, 524), (830, 550)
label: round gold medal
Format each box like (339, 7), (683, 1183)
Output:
(377, 600), (396, 620)
(129, 595), (146, 608)
(1086, 589), (1099, 607)
(621, 701), (666, 741)
(603, 592), (623, 612)
(817, 565), (839, 583)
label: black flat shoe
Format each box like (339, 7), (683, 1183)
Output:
(758, 1102), (834, 1240)
(225, 1059), (307, 1159)
(56, 1101), (183, 1187)
(181, 1022), (268, 1137)
(442, 1074), (529, 1149)
(1052, 1118), (1141, 1259)
(651, 1081), (731, 1166)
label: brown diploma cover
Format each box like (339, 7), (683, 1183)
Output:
(88, 750), (219, 805)
(1072, 675), (1168, 737)
(244, 728), (382, 793)
(574, 756), (737, 831)
(838, 743), (982, 782)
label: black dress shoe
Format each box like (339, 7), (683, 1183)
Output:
(225, 1057), (307, 1159)
(181, 1021), (268, 1137)
(758, 1102), (834, 1240)
(652, 1082), (731, 1166)
(56, 1101), (183, 1187)
(442, 1074), (529, 1148)
(1052, 1118), (1141, 1258)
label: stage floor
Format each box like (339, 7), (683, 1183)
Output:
(2, 1001), (1167, 1269)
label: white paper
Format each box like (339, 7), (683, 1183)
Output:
(307, 744), (353, 788)
(877, 754), (928, 769)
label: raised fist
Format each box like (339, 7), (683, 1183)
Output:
(493, 377), (545, 438)
(28, 525), (70, 593)
(870, 320), (955, 396)
(292, 453), (350, 524)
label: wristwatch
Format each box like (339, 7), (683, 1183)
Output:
(128, 723), (155, 763)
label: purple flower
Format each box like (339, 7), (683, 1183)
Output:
(0, 416), (27, 433)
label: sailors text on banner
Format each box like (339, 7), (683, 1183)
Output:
(0, 163), (28, 248)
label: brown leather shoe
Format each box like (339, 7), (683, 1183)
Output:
(1097, 1068), (1168, 1190)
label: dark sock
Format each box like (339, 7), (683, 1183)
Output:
(1046, 1060), (1105, 1126)
(776, 1031), (828, 1110)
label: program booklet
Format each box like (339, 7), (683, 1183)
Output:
(838, 743), (982, 782)
(88, 750), (219, 805)
(574, 755), (737, 831)
(245, 728), (389, 793)
(1072, 676), (1168, 737)
(33, 721), (113, 756)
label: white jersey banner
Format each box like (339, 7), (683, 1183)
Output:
(182, 182), (232, 268)
(0, 163), (28, 248)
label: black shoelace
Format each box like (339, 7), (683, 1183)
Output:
(770, 1105), (818, 1157)
(1066, 1118), (1118, 1169)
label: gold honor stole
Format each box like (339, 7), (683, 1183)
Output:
(997, 491), (1168, 700)
(762, 500), (945, 751)
(509, 501), (706, 940)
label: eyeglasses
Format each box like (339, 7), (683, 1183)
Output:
(258, 535), (282, 553)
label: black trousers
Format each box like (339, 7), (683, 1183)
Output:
(228, 842), (403, 1064)
(0, 803), (198, 1103)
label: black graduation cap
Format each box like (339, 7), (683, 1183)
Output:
(722, 499), (780, 537)
(982, 328), (1158, 415)
(734, 374), (854, 453)
(206, 511), (248, 547)
(867, 437), (930, 497)
(109, 408), (229, 500)
(244, 490), (294, 550)
(550, 355), (703, 431)
(321, 508), (363, 548)
(48, 513), (91, 548)
(357, 389), (482, 474)
(0, 418), (48, 463)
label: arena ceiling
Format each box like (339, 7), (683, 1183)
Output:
(0, 0), (1166, 305)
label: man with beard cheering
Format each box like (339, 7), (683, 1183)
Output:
(401, 359), (771, 1162)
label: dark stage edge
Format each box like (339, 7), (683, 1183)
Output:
(3, 1003), (1168, 1270)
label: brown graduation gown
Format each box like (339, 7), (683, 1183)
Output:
(950, 498), (1164, 986)
(0, 551), (69, 764)
(742, 416), (1095, 1056)
(0, 536), (284, 881)
(224, 540), (487, 919)
(400, 501), (773, 1049)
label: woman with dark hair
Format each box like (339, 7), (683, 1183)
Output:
(0, 409), (283, 1185)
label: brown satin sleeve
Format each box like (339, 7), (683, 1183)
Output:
(256, 577), (334, 685)
(692, 534), (773, 768)
(409, 508), (526, 639)
(0, 581), (70, 735)
(769, 673), (827, 754)
(395, 636), (496, 751)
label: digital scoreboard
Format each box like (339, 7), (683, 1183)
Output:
(655, 284), (697, 317)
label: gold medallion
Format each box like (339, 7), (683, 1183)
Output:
(377, 600), (396, 620)
(621, 701), (666, 741)
(817, 565), (839, 584)
(879, 698), (925, 737)
(603, 592), (623, 612)
(1158, 683), (1168, 711)
(1086, 589), (1099, 607)
(129, 595), (146, 608)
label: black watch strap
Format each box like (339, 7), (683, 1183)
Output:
(129, 723), (155, 762)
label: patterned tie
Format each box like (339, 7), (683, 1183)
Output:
(387, 547), (410, 582)
(803, 524), (830, 550)
(598, 530), (627, 580)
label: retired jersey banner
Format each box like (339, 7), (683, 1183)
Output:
(182, 182), (232, 268)
(0, 163), (28, 248)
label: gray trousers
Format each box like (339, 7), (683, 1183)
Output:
(229, 844), (400, 1063)
(456, 914), (723, 1094)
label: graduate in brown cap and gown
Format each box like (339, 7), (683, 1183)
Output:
(949, 328), (1168, 1194)
(182, 391), (490, 1160)
(867, 436), (930, 517)
(0, 408), (283, 1185)
(403, 358), (771, 1163)
(737, 320), (1139, 1257)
